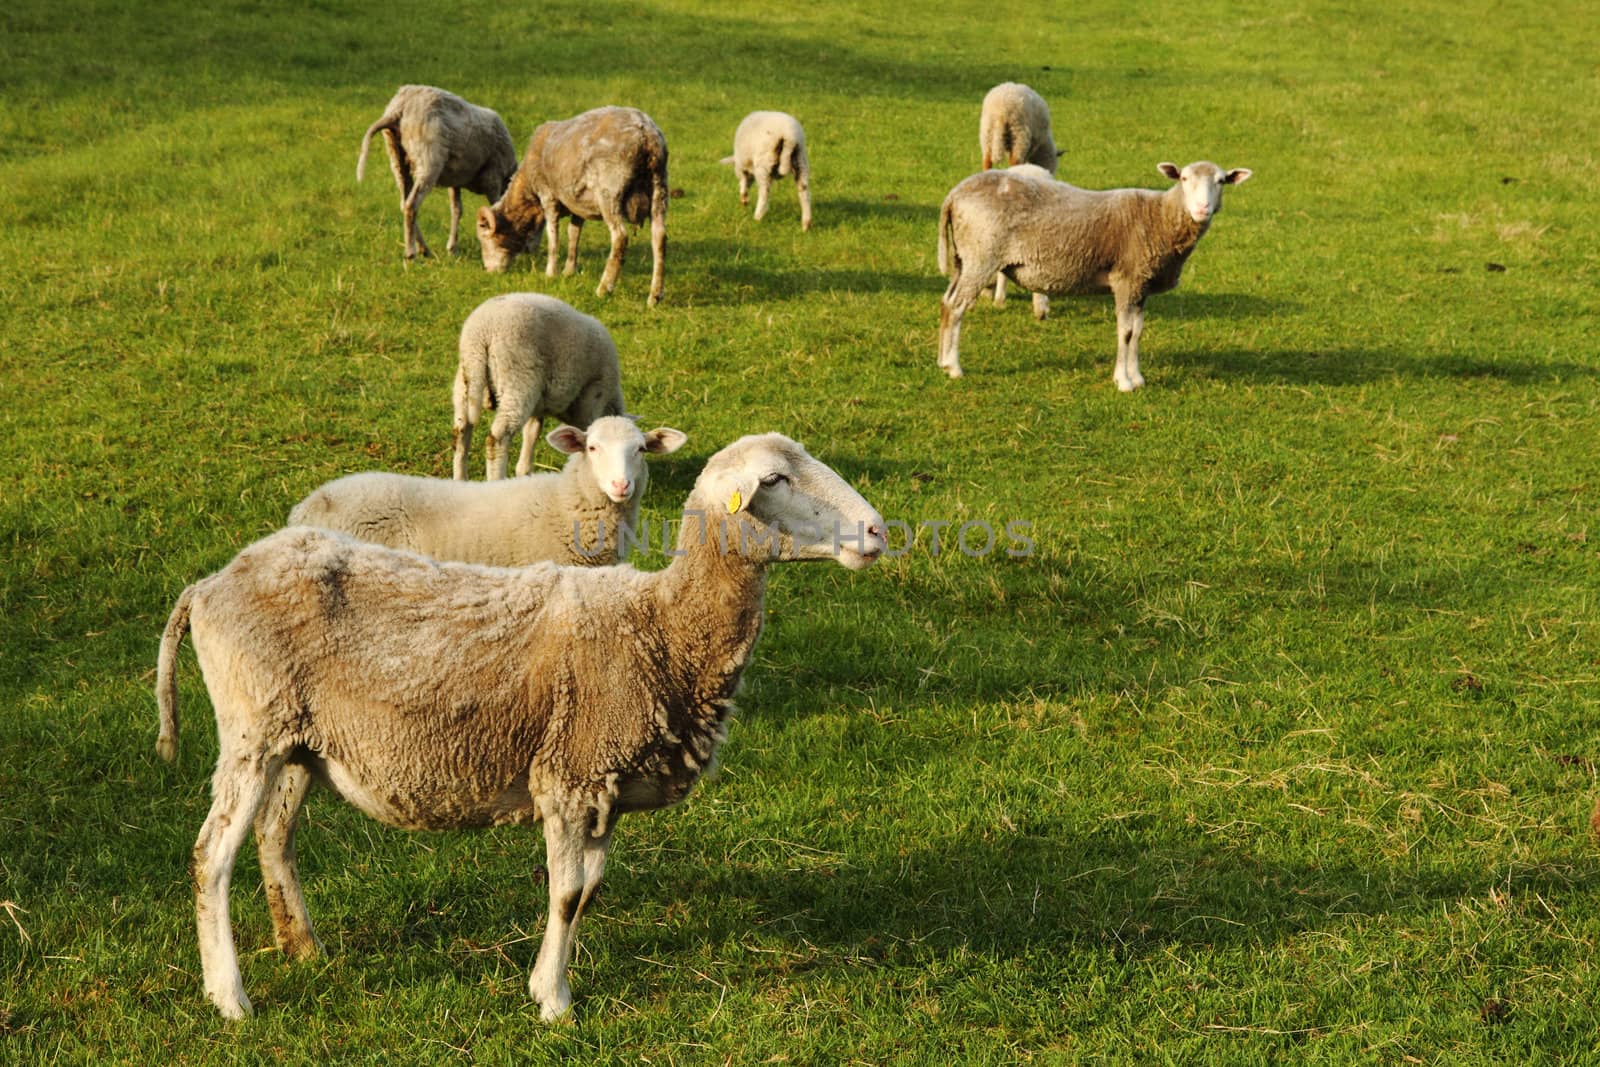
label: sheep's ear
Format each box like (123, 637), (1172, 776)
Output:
(1224, 168), (1253, 185)
(643, 428), (688, 455)
(722, 472), (760, 515)
(1157, 162), (1182, 181)
(547, 426), (587, 454)
(476, 205), (498, 232)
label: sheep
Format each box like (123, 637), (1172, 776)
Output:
(356, 85), (519, 261)
(287, 418), (687, 568)
(983, 162), (1055, 317)
(476, 106), (668, 306)
(937, 160), (1253, 390)
(154, 433), (887, 1022)
(979, 82), (1059, 174)
(720, 111), (812, 231)
(452, 293), (627, 481)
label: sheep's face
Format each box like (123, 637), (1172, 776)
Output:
(476, 205), (540, 273)
(1159, 161), (1253, 224)
(549, 417), (687, 504)
(710, 435), (887, 570)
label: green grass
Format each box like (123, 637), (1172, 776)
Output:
(4, 0), (1600, 1060)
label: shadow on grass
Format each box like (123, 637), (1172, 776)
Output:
(1165, 346), (1592, 387)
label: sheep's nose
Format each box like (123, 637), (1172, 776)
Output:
(610, 480), (631, 498)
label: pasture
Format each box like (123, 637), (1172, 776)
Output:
(3, 0), (1599, 1060)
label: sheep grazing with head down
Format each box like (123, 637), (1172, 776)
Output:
(357, 85), (519, 261)
(979, 82), (1059, 174)
(155, 433), (887, 1022)
(453, 293), (626, 481)
(477, 106), (669, 306)
(937, 159), (1252, 389)
(288, 417), (687, 567)
(720, 110), (812, 231)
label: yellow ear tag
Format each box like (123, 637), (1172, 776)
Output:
(727, 489), (742, 514)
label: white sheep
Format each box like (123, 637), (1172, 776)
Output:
(357, 85), (519, 261)
(154, 433), (887, 1022)
(979, 82), (1059, 174)
(937, 160), (1252, 389)
(453, 293), (626, 481)
(288, 417), (686, 567)
(477, 106), (668, 306)
(720, 111), (812, 231)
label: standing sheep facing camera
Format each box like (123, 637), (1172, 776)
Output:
(288, 417), (687, 567)
(721, 111), (812, 231)
(937, 160), (1252, 389)
(154, 433), (888, 1022)
(453, 293), (626, 481)
(357, 85), (519, 261)
(979, 82), (1059, 173)
(477, 106), (668, 306)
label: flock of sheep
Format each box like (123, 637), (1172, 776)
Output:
(155, 80), (1250, 1021)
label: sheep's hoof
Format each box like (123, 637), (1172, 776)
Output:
(943, 364), (963, 380)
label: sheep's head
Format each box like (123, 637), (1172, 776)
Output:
(1158, 161), (1252, 224)
(476, 203), (543, 273)
(549, 417), (687, 504)
(696, 434), (886, 570)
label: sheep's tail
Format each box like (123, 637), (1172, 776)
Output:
(155, 584), (197, 763)
(775, 138), (795, 178)
(718, 154), (735, 166)
(356, 108), (401, 182)
(937, 194), (955, 276)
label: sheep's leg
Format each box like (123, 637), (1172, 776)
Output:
(529, 811), (588, 1022)
(541, 197), (563, 277)
(795, 152), (812, 232)
(992, 272), (1007, 307)
(1113, 297), (1147, 392)
(737, 168), (751, 206)
(563, 219), (583, 276)
(647, 183), (666, 308)
(402, 175), (438, 261)
(515, 416), (543, 478)
(193, 752), (278, 1020)
(753, 170), (773, 222)
(254, 760), (320, 961)
(597, 217), (628, 299)
(451, 373), (474, 481)
(1032, 292), (1050, 321)
(938, 262), (988, 379)
(446, 187), (463, 257)
(486, 409), (519, 481)
(576, 826), (613, 916)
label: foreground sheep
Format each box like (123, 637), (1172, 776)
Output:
(937, 160), (1252, 389)
(356, 85), (519, 260)
(720, 111), (812, 230)
(979, 82), (1058, 173)
(453, 293), (626, 481)
(477, 106), (668, 306)
(288, 417), (686, 567)
(155, 433), (887, 1022)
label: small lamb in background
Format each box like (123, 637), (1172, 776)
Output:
(357, 85), (518, 260)
(937, 160), (1252, 389)
(477, 106), (669, 306)
(288, 417), (687, 567)
(979, 82), (1058, 173)
(453, 293), (626, 481)
(721, 111), (812, 231)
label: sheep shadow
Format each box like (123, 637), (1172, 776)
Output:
(696, 262), (935, 303)
(813, 197), (937, 228)
(1161, 345), (1591, 388)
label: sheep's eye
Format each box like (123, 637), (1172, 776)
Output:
(760, 473), (788, 487)
(587, 445), (597, 452)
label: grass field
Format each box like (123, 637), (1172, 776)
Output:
(4, 0), (1600, 1061)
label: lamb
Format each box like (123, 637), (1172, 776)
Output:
(937, 160), (1253, 389)
(154, 433), (887, 1022)
(720, 111), (812, 231)
(287, 417), (686, 568)
(453, 293), (626, 481)
(356, 85), (519, 261)
(979, 82), (1059, 174)
(476, 106), (668, 306)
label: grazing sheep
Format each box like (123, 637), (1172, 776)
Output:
(288, 418), (687, 567)
(357, 85), (519, 261)
(720, 111), (812, 230)
(453, 293), (626, 481)
(476, 106), (668, 306)
(979, 82), (1059, 174)
(937, 160), (1253, 389)
(154, 433), (887, 1022)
